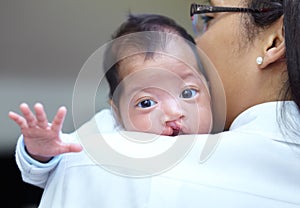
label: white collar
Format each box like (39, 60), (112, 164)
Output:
(229, 101), (300, 145)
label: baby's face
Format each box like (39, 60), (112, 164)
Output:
(113, 54), (212, 136)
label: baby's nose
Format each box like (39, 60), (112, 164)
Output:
(162, 102), (183, 122)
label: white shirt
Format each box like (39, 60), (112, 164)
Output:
(15, 101), (300, 208)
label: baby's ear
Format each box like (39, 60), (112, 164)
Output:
(110, 99), (121, 122)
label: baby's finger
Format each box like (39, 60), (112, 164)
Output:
(19, 103), (37, 128)
(61, 143), (83, 154)
(34, 103), (49, 129)
(8, 111), (28, 129)
(51, 106), (67, 133)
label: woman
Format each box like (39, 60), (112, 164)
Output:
(193, 0), (298, 131)
(9, 0), (300, 207)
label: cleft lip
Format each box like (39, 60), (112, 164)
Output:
(163, 120), (183, 136)
(161, 126), (182, 136)
(171, 127), (180, 136)
(171, 129), (179, 136)
(162, 120), (184, 136)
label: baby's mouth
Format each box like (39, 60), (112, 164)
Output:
(164, 120), (183, 136)
(171, 129), (179, 136)
(171, 127), (181, 136)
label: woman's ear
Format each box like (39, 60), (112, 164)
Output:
(260, 41), (285, 69)
(259, 17), (286, 69)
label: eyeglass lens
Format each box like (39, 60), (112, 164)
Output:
(192, 14), (208, 36)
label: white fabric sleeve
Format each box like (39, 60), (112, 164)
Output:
(15, 108), (118, 188)
(15, 135), (62, 189)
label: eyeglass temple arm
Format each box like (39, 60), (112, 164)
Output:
(190, 3), (282, 17)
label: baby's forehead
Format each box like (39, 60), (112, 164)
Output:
(118, 53), (200, 78)
(114, 32), (198, 65)
(118, 63), (210, 103)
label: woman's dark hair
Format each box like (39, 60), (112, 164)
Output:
(103, 13), (205, 105)
(244, 0), (300, 137)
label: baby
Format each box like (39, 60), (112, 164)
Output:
(9, 13), (213, 163)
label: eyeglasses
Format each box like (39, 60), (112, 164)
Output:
(190, 3), (282, 36)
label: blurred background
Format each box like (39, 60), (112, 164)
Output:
(0, 0), (195, 207)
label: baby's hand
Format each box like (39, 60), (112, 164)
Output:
(8, 103), (83, 162)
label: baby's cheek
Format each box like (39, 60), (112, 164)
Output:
(127, 109), (165, 134)
(196, 108), (213, 134)
(132, 116), (152, 131)
(122, 112), (152, 132)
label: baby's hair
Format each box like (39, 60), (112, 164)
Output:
(103, 13), (207, 105)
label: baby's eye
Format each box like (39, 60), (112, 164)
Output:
(180, 88), (198, 99)
(137, 99), (157, 108)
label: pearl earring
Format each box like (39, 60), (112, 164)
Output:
(256, 56), (263, 65)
